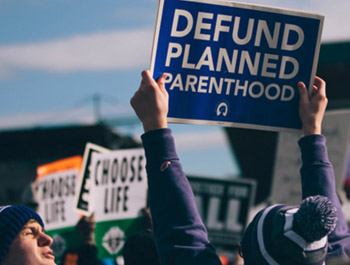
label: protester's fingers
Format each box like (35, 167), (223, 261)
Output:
(298, 81), (309, 104)
(141, 69), (151, 78)
(157, 73), (168, 94)
(131, 70), (151, 107)
(141, 70), (157, 88)
(314, 76), (326, 96)
(130, 91), (138, 108)
(310, 84), (318, 97)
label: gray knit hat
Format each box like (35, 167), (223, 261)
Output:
(241, 195), (338, 265)
(0, 205), (44, 262)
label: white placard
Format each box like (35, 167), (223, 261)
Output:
(89, 148), (148, 222)
(270, 109), (350, 205)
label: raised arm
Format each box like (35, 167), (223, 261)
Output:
(130, 70), (221, 265)
(298, 77), (350, 260)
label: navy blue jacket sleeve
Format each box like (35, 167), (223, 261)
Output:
(141, 128), (222, 265)
(299, 134), (350, 260)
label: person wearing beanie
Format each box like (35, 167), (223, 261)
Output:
(0, 205), (56, 265)
(130, 70), (350, 265)
(240, 75), (350, 263)
(240, 195), (338, 265)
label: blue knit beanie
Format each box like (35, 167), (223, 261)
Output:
(0, 205), (44, 262)
(241, 195), (338, 265)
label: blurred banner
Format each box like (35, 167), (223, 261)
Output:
(151, 0), (324, 132)
(270, 110), (350, 205)
(36, 145), (149, 261)
(88, 147), (148, 259)
(36, 155), (82, 231)
(188, 175), (256, 248)
(36, 156), (83, 259)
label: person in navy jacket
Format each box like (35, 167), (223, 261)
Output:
(130, 70), (350, 265)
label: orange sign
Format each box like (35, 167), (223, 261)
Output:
(36, 156), (82, 179)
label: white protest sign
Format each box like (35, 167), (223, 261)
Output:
(36, 156), (82, 231)
(151, 0), (324, 132)
(188, 175), (256, 247)
(270, 110), (350, 205)
(89, 148), (148, 222)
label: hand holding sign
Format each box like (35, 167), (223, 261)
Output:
(130, 70), (169, 132)
(298, 76), (328, 135)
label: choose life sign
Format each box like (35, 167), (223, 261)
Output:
(89, 148), (148, 259)
(151, 0), (324, 132)
(36, 155), (82, 231)
(35, 156), (83, 260)
(89, 148), (147, 221)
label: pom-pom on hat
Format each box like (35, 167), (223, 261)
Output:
(240, 195), (337, 265)
(0, 205), (44, 262)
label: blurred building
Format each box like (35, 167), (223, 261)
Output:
(0, 124), (140, 205)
